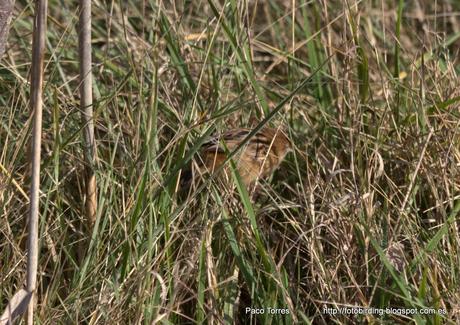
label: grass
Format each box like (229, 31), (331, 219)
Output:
(1, 0), (460, 323)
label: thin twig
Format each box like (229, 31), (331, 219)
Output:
(400, 128), (434, 214)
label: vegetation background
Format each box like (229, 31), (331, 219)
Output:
(1, 0), (460, 323)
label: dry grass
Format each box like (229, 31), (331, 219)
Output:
(1, 0), (460, 323)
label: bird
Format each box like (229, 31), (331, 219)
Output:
(194, 127), (292, 188)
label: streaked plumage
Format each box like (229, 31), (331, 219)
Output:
(196, 127), (292, 187)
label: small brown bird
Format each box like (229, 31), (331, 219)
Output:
(196, 127), (292, 187)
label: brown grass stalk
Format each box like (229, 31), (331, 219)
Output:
(26, 0), (47, 323)
(78, 0), (97, 229)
